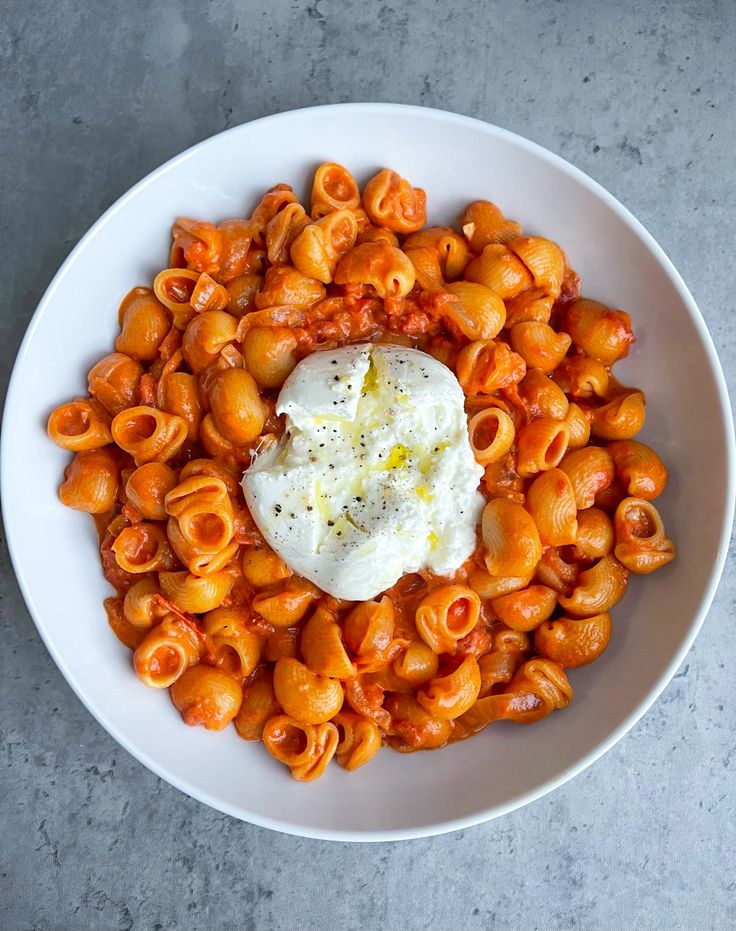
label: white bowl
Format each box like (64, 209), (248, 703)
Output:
(3, 104), (733, 841)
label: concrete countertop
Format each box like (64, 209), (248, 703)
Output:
(1, 1), (734, 928)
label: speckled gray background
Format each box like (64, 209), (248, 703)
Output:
(1, 1), (735, 928)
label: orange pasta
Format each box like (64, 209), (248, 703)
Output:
(111, 406), (188, 466)
(48, 398), (113, 452)
(613, 497), (676, 573)
(310, 162), (361, 218)
(88, 352), (143, 415)
(333, 712), (382, 771)
(123, 577), (166, 629)
(262, 715), (339, 781)
(456, 340), (526, 395)
(59, 447), (119, 512)
(125, 462), (177, 520)
(242, 326), (298, 389)
(482, 499), (542, 578)
(525, 468), (578, 546)
(170, 664), (243, 730)
(343, 596), (401, 671)
(334, 241), (416, 298)
(112, 522), (177, 574)
(290, 209), (359, 283)
(564, 299), (634, 365)
(417, 656), (481, 720)
(133, 615), (203, 689)
(234, 667), (279, 741)
(535, 613), (612, 668)
(208, 368), (266, 444)
(266, 203), (310, 266)
(462, 200), (522, 252)
(116, 287), (171, 360)
(362, 168), (426, 234)
(607, 440), (668, 500)
(49, 163), (673, 781)
(415, 586), (481, 654)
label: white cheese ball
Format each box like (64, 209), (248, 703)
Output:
(242, 343), (484, 600)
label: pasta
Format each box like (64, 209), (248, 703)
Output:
(48, 398), (112, 452)
(169, 664), (243, 730)
(49, 161), (674, 780)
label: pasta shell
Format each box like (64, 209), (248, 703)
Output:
(59, 448), (119, 513)
(290, 209), (358, 283)
(234, 667), (279, 741)
(591, 392), (646, 441)
(392, 640), (439, 686)
(112, 522), (177, 574)
(273, 657), (344, 725)
(159, 569), (234, 613)
(535, 613), (612, 668)
(362, 169), (426, 234)
(415, 586), (480, 654)
(558, 555), (629, 617)
(564, 299), (635, 365)
(461, 201), (522, 253)
(111, 406), (188, 467)
(123, 577), (165, 629)
(518, 369), (569, 421)
(444, 281), (506, 340)
(526, 468), (578, 546)
(515, 418), (570, 478)
(405, 246), (445, 290)
(311, 162), (361, 217)
(252, 582), (318, 627)
(464, 244), (531, 298)
(607, 440), (668, 500)
(559, 447), (615, 509)
(333, 712), (382, 771)
(467, 407), (516, 465)
(572, 508), (614, 561)
(417, 656), (481, 720)
(334, 241), (416, 298)
(386, 693), (453, 750)
(491, 585), (558, 632)
(482, 499), (542, 578)
(301, 606), (356, 679)
(133, 616), (202, 689)
(125, 463), (178, 521)
(87, 352), (143, 416)
(510, 322), (571, 374)
(266, 202), (310, 266)
(509, 237), (565, 296)
(170, 665), (243, 731)
(613, 497), (675, 574)
(116, 287), (170, 360)
(263, 715), (339, 781)
(48, 398), (112, 452)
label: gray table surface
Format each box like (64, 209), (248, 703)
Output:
(2, 1), (735, 928)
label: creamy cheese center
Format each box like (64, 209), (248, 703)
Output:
(242, 343), (484, 600)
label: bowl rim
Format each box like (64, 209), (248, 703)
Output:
(3, 102), (735, 842)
